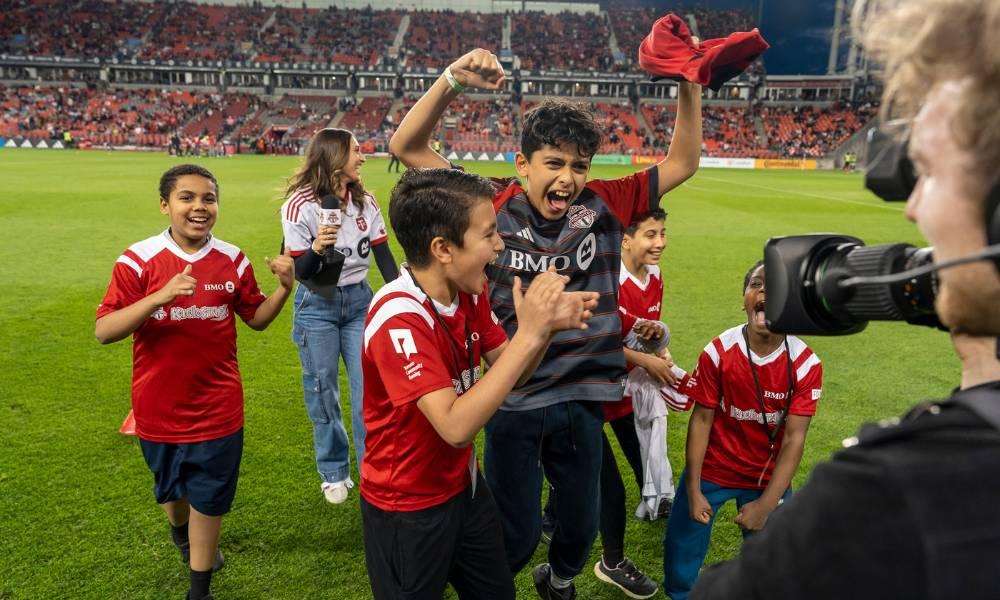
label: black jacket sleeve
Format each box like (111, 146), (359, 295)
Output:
(293, 247), (324, 281)
(372, 240), (399, 282)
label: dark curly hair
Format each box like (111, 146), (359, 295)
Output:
(389, 168), (496, 268)
(521, 98), (603, 159)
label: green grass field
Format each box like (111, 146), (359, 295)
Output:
(0, 150), (958, 599)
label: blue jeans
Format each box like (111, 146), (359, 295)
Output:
(292, 281), (372, 484)
(662, 470), (792, 600)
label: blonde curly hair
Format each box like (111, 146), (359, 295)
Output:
(854, 0), (1000, 172)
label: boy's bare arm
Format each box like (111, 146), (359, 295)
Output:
(246, 251), (295, 331)
(389, 49), (505, 169)
(685, 404), (716, 523)
(656, 80), (703, 197)
(95, 265), (196, 344)
(735, 414), (811, 530)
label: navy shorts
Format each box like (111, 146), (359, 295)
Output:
(139, 429), (243, 517)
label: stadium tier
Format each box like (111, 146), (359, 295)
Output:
(0, 2), (878, 159)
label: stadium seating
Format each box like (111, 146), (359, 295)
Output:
(512, 11), (615, 72)
(0, 4), (878, 159)
(404, 11), (502, 68)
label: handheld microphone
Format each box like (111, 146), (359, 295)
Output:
(319, 194), (342, 265)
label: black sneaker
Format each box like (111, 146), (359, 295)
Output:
(541, 512), (557, 545)
(594, 557), (658, 599)
(532, 563), (577, 600)
(186, 593), (214, 600)
(656, 498), (673, 521)
(176, 542), (225, 573)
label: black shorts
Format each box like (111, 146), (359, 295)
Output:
(139, 429), (243, 517)
(361, 473), (515, 600)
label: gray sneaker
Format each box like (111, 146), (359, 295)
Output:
(594, 557), (658, 599)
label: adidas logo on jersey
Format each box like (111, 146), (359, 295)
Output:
(515, 227), (534, 242)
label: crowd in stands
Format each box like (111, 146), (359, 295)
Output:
(0, 83), (877, 160)
(512, 11), (615, 72)
(759, 102), (878, 158)
(2, 2), (766, 76)
(404, 11), (502, 68)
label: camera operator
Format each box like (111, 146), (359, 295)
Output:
(688, 0), (1000, 598)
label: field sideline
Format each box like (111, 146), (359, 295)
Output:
(0, 150), (957, 599)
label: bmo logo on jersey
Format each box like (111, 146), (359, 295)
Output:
(203, 281), (235, 293)
(506, 233), (597, 272)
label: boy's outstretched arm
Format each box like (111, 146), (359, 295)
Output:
(389, 48), (506, 169)
(95, 264), (197, 344)
(656, 80), (703, 197)
(245, 250), (295, 331)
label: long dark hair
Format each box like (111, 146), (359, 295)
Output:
(284, 128), (365, 209)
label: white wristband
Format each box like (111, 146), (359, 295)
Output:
(444, 67), (466, 93)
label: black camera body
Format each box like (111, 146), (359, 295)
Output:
(764, 234), (939, 335)
(763, 126), (1000, 336)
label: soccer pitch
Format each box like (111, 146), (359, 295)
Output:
(0, 150), (957, 599)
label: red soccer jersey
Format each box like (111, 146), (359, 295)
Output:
(687, 325), (822, 489)
(96, 231), (266, 443)
(606, 263), (665, 421)
(361, 269), (508, 512)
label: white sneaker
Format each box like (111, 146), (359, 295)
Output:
(321, 478), (353, 504)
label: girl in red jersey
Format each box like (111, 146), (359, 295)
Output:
(662, 260), (822, 600)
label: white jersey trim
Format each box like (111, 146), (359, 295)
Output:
(619, 262), (660, 290)
(796, 353), (821, 382)
(714, 325), (810, 367)
(116, 255), (143, 277)
(364, 297), (435, 350)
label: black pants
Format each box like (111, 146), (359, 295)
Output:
(544, 413), (644, 565)
(484, 401), (604, 578)
(361, 474), (514, 600)
(388, 154), (401, 172)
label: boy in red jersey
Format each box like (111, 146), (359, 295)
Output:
(360, 168), (597, 599)
(662, 260), (822, 600)
(95, 164), (294, 600)
(390, 47), (702, 600)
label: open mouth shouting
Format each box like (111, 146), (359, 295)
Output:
(546, 189), (572, 214)
(752, 300), (766, 327)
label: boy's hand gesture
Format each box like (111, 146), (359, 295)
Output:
(511, 270), (567, 339)
(266, 247), (295, 290)
(633, 319), (665, 341)
(641, 353), (678, 386)
(553, 291), (599, 331)
(152, 264), (196, 307)
(449, 49), (506, 90)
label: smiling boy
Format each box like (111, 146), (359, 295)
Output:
(95, 164), (294, 600)
(389, 49), (702, 598)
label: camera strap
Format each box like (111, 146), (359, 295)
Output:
(741, 326), (794, 485)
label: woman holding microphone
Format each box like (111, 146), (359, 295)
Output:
(281, 128), (398, 504)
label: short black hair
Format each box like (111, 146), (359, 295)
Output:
(389, 168), (495, 268)
(625, 208), (667, 236)
(743, 259), (765, 292)
(521, 98), (603, 159)
(159, 164), (219, 200)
